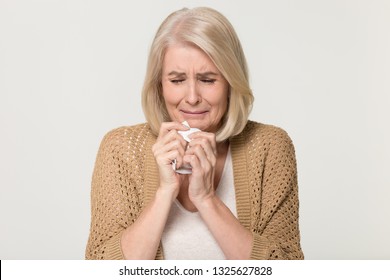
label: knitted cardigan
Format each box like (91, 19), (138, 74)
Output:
(85, 120), (304, 260)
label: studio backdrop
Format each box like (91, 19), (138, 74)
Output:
(0, 0), (389, 259)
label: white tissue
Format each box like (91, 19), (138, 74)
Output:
(172, 121), (201, 174)
(178, 122), (200, 142)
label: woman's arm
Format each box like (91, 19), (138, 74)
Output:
(86, 123), (188, 259)
(85, 127), (138, 259)
(120, 187), (176, 259)
(184, 127), (303, 260)
(194, 195), (253, 259)
(184, 132), (253, 259)
(248, 128), (304, 260)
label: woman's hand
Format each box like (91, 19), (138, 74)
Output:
(183, 131), (218, 204)
(152, 122), (189, 200)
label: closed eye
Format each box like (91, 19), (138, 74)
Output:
(170, 79), (185, 84)
(200, 79), (216, 84)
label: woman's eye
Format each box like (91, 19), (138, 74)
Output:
(201, 79), (216, 84)
(171, 79), (184, 84)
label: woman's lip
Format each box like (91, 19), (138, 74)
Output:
(180, 110), (208, 114)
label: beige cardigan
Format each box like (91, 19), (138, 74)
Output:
(85, 121), (304, 260)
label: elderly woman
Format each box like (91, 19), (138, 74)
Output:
(86, 7), (304, 260)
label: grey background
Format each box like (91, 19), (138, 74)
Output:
(1, 0), (389, 259)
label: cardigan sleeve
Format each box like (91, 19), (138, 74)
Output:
(250, 129), (304, 260)
(85, 128), (143, 260)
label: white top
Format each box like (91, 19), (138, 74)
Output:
(161, 147), (237, 259)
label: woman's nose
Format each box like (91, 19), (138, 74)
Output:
(185, 80), (201, 105)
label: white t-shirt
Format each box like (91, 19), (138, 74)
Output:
(161, 147), (237, 259)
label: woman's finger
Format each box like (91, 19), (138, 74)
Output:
(188, 131), (217, 154)
(187, 133), (217, 167)
(158, 122), (189, 140)
(186, 144), (212, 173)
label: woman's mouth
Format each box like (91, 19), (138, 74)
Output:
(180, 110), (208, 115)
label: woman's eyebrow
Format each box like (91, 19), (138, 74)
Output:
(166, 71), (219, 77)
(197, 71), (218, 76)
(167, 71), (186, 76)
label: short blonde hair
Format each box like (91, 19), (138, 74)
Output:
(142, 7), (254, 142)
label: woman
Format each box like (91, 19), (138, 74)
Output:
(86, 7), (304, 260)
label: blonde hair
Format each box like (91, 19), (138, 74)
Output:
(141, 7), (254, 142)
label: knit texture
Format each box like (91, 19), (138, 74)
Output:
(85, 121), (304, 260)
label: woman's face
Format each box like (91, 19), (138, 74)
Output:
(161, 43), (229, 133)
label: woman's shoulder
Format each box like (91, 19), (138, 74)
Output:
(243, 120), (293, 144)
(103, 123), (151, 138)
(241, 120), (297, 161)
(99, 123), (153, 149)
